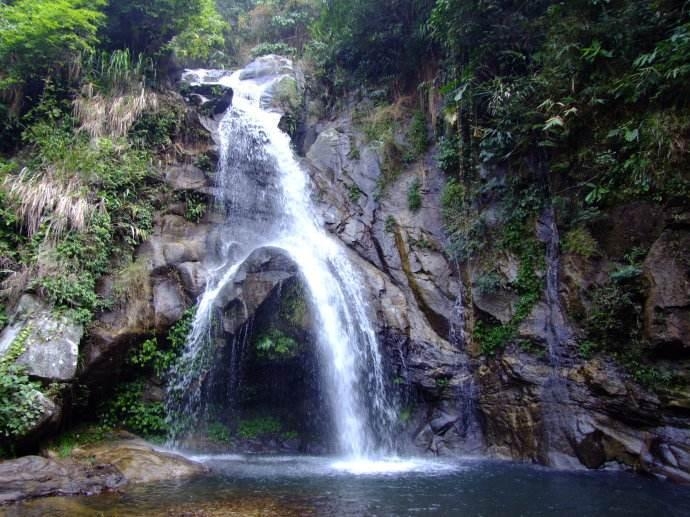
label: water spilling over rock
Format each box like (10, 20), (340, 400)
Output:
(166, 56), (396, 458)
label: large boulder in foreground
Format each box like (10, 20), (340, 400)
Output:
(0, 456), (124, 504)
(0, 437), (207, 504)
(70, 438), (207, 484)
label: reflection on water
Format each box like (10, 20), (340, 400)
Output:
(5, 456), (690, 516)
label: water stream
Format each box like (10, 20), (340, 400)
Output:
(538, 206), (577, 466)
(166, 60), (396, 458)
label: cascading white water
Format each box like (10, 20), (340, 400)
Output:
(166, 59), (396, 458)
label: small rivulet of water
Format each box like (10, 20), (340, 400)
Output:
(165, 58), (397, 458)
(537, 205), (577, 466)
(448, 262), (484, 452)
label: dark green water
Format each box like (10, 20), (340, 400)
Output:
(5, 455), (690, 516)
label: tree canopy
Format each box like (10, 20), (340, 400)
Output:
(0, 0), (105, 99)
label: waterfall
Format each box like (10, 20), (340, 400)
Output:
(166, 59), (396, 458)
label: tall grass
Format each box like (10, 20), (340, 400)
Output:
(81, 49), (154, 94)
(74, 50), (159, 139)
(112, 256), (152, 328)
(3, 167), (94, 240)
(74, 85), (158, 139)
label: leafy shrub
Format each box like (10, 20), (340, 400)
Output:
(0, 324), (44, 441)
(584, 283), (642, 352)
(34, 274), (99, 324)
(237, 416), (282, 439)
(436, 136), (460, 174)
(440, 178), (465, 223)
(610, 265), (642, 282)
(207, 421), (231, 442)
(475, 272), (504, 294)
(179, 192), (207, 223)
(130, 104), (184, 150)
(167, 307), (195, 352)
(563, 226), (599, 258)
(407, 111), (429, 158)
(129, 306), (195, 378)
(128, 338), (176, 379)
(194, 154), (214, 173)
(279, 283), (307, 327)
(0, 363), (43, 440)
(254, 330), (299, 360)
(47, 424), (110, 458)
(101, 381), (166, 439)
(475, 320), (515, 355)
(167, 0), (227, 65)
(407, 178), (422, 212)
(348, 183), (362, 203)
(250, 42), (296, 58)
(0, 0), (104, 97)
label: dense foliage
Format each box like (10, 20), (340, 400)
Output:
(0, 1), (226, 446)
(308, 0), (689, 372)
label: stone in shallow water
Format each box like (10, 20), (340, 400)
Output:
(70, 438), (208, 484)
(0, 455), (124, 504)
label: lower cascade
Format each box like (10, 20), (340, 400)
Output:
(165, 60), (396, 459)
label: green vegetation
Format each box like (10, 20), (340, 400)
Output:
(101, 307), (194, 438)
(103, 0), (226, 59)
(474, 272), (504, 295)
(348, 183), (362, 203)
(0, 326), (44, 441)
(279, 283), (308, 326)
(0, 364), (43, 441)
(46, 424), (110, 458)
(0, 0), (105, 133)
(237, 415), (282, 439)
(180, 192), (208, 223)
(471, 185), (546, 354)
(207, 421), (231, 443)
(0, 0), (687, 454)
(407, 178), (422, 212)
(398, 406), (412, 424)
(436, 137), (460, 175)
(562, 226), (600, 258)
(254, 329), (300, 361)
(575, 249), (675, 389)
(435, 376), (451, 391)
(310, 0), (434, 92)
(407, 111), (429, 159)
(101, 380), (166, 439)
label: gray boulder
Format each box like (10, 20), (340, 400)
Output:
(0, 294), (82, 381)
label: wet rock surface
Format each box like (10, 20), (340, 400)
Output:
(0, 437), (207, 505)
(70, 438), (207, 484)
(300, 102), (690, 481)
(0, 456), (124, 504)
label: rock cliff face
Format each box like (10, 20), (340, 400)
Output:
(297, 89), (690, 480)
